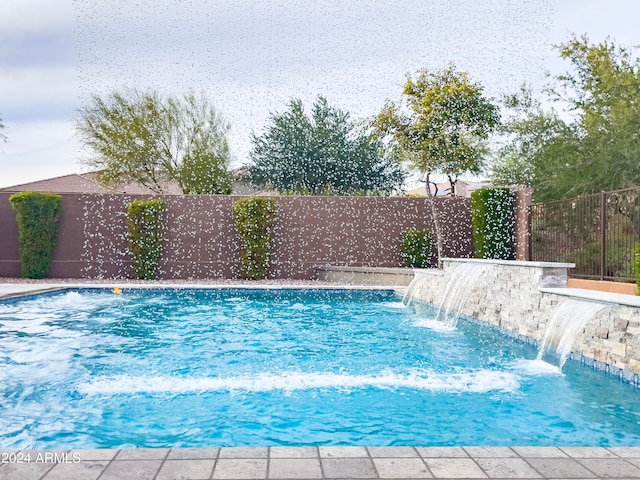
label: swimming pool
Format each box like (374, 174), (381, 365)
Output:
(1, 287), (640, 449)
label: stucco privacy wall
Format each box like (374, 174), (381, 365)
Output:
(411, 258), (640, 380)
(0, 193), (472, 279)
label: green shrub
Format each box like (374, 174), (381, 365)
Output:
(470, 187), (515, 260)
(127, 198), (164, 280)
(636, 241), (640, 295)
(9, 192), (63, 279)
(231, 197), (277, 280)
(401, 228), (432, 268)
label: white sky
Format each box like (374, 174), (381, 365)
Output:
(1, 0), (639, 188)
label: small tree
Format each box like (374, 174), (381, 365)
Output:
(373, 65), (499, 265)
(77, 88), (233, 194)
(248, 96), (405, 196)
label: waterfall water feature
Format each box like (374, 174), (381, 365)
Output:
(402, 272), (430, 306)
(537, 298), (608, 367)
(434, 263), (488, 327)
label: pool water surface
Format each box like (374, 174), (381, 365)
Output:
(1, 288), (639, 449)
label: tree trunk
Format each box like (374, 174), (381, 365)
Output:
(447, 174), (457, 196)
(425, 171), (444, 269)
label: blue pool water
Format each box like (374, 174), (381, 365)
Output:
(1, 287), (640, 449)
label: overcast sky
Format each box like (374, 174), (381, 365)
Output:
(1, 0), (639, 188)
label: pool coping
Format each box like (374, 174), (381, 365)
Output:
(2, 446), (640, 479)
(0, 282), (404, 301)
(541, 286), (640, 308)
(2, 281), (639, 479)
(0, 284), (65, 300)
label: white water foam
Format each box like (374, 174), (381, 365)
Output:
(77, 369), (520, 395)
(290, 303), (311, 311)
(60, 291), (85, 304)
(50, 291), (122, 311)
(511, 359), (564, 376)
(411, 318), (457, 333)
(382, 302), (407, 309)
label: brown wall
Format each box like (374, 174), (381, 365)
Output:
(0, 193), (473, 280)
(0, 193), (21, 277)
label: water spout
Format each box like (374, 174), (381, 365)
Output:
(435, 263), (487, 327)
(402, 271), (429, 306)
(537, 298), (608, 368)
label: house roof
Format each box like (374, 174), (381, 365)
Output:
(1, 172), (102, 194)
(0, 170), (272, 196)
(0, 171), (182, 195)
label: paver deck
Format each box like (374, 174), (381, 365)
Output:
(2, 446), (640, 479)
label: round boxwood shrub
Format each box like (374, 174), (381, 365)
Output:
(9, 191), (63, 279)
(470, 187), (515, 260)
(231, 197), (277, 280)
(127, 198), (164, 280)
(401, 228), (432, 268)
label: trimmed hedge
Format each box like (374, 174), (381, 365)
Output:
(636, 241), (640, 295)
(470, 187), (515, 260)
(127, 198), (164, 280)
(400, 228), (432, 268)
(231, 197), (277, 280)
(9, 191), (63, 279)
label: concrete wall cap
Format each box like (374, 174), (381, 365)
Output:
(317, 266), (416, 274)
(540, 287), (640, 308)
(443, 258), (575, 269)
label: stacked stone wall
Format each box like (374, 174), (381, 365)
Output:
(574, 307), (640, 376)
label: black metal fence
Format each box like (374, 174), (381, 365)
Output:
(531, 187), (640, 282)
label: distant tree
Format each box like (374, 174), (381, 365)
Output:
(0, 115), (6, 142)
(491, 85), (580, 197)
(76, 88), (233, 194)
(247, 96), (405, 196)
(492, 35), (640, 201)
(373, 65), (499, 265)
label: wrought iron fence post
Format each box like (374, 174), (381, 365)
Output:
(600, 191), (606, 281)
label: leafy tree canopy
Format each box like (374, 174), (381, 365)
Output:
(372, 64), (500, 194)
(76, 88), (233, 194)
(247, 96), (405, 196)
(492, 35), (640, 201)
